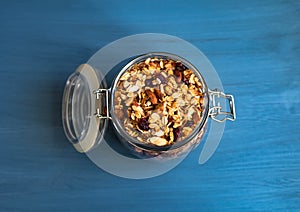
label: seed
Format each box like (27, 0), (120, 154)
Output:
(160, 60), (164, 69)
(115, 56), (205, 146)
(145, 58), (151, 65)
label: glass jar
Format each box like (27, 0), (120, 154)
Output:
(62, 52), (235, 160)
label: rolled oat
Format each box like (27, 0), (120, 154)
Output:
(114, 57), (205, 146)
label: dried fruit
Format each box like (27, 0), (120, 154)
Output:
(138, 117), (150, 131)
(173, 127), (181, 141)
(114, 57), (205, 146)
(145, 79), (152, 86)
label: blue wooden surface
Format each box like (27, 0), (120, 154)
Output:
(1, 0), (300, 211)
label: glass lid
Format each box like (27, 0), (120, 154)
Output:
(62, 64), (108, 152)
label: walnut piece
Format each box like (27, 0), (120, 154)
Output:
(114, 57), (205, 146)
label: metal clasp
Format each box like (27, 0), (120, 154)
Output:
(93, 88), (111, 119)
(208, 89), (236, 123)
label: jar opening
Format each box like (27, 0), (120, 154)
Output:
(110, 52), (209, 152)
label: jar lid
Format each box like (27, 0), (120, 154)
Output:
(62, 64), (108, 152)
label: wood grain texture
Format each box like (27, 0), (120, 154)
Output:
(0, 0), (299, 211)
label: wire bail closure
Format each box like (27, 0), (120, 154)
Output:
(208, 89), (236, 123)
(93, 88), (112, 119)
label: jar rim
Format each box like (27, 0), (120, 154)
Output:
(110, 52), (210, 152)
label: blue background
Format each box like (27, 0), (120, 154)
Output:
(1, 0), (299, 211)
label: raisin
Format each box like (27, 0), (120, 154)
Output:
(145, 79), (152, 86)
(138, 117), (150, 131)
(173, 127), (181, 141)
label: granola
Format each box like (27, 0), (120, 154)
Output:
(114, 57), (205, 146)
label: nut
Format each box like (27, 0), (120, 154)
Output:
(154, 89), (163, 100)
(146, 89), (158, 105)
(114, 56), (205, 146)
